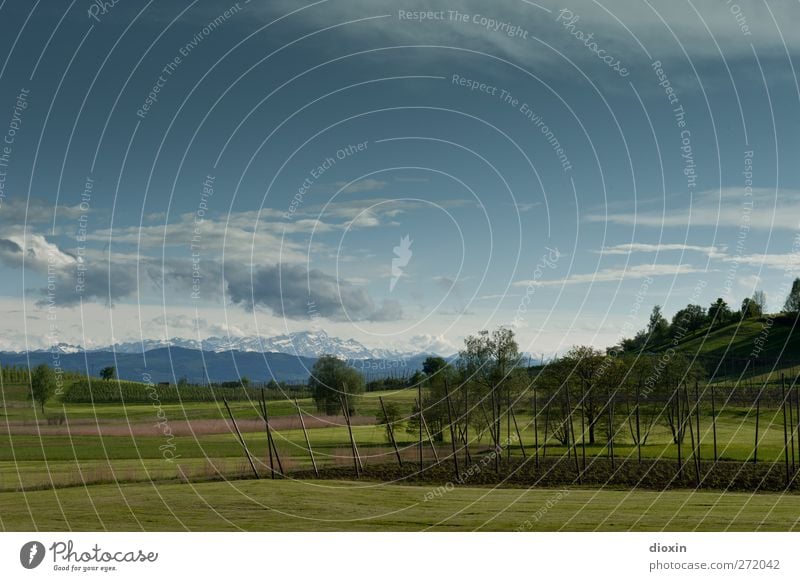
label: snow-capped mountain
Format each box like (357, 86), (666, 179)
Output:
(72, 331), (405, 360)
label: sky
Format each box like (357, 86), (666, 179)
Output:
(0, 0), (799, 357)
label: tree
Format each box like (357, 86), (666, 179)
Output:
(753, 290), (767, 313)
(422, 356), (448, 377)
(457, 327), (526, 450)
(670, 304), (707, 337)
(30, 364), (56, 413)
(708, 298), (732, 326)
(100, 366), (115, 381)
(309, 355), (365, 415)
(560, 346), (606, 445)
(783, 278), (800, 313)
(647, 306), (670, 345)
(740, 297), (762, 319)
(407, 356), (457, 442)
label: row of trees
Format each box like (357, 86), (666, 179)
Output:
(617, 284), (798, 352)
(309, 326), (706, 455)
(1, 365), (31, 383)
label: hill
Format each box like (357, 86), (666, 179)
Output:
(649, 313), (800, 378)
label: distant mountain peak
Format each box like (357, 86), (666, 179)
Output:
(65, 330), (407, 360)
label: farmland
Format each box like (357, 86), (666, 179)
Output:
(2, 358), (800, 531)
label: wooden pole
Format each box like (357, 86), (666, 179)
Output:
(418, 379), (423, 471)
(260, 392), (275, 479)
(416, 399), (440, 463)
(579, 381), (587, 471)
(480, 402), (499, 451)
(444, 380), (460, 479)
(223, 398), (260, 480)
(782, 374), (790, 487)
(635, 380), (642, 464)
(510, 405), (527, 459)
(464, 383), (470, 465)
(684, 385), (700, 485)
(491, 386), (499, 473)
(607, 388), (616, 470)
(507, 387), (512, 461)
(788, 378), (796, 473)
(542, 396), (549, 458)
(533, 389), (539, 469)
(694, 381), (701, 470)
(340, 394), (361, 476)
(675, 386), (682, 480)
(754, 388), (760, 464)
(711, 382), (718, 463)
(379, 396), (403, 467)
(261, 392), (283, 475)
(295, 398), (318, 477)
(565, 384), (580, 482)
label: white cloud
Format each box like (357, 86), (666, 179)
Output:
(596, 243), (725, 256)
(406, 333), (456, 355)
(255, 0), (800, 83)
(513, 262), (707, 287)
(587, 188), (800, 230)
(334, 178), (388, 194)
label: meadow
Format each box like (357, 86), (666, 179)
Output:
(2, 371), (800, 531)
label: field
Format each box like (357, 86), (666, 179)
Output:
(3, 479), (800, 531)
(2, 373), (800, 531)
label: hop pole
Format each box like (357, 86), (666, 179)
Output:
(295, 398), (318, 477)
(379, 396), (403, 467)
(224, 398), (260, 480)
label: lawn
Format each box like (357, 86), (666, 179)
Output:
(1, 478), (798, 531)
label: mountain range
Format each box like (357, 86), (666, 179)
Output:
(29, 331), (411, 360)
(0, 331), (437, 384)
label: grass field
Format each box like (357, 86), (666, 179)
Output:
(2, 478), (799, 531)
(2, 376), (800, 531)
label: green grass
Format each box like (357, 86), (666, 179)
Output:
(1, 478), (798, 531)
(657, 314), (800, 374)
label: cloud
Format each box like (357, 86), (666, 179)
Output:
(722, 253), (800, 273)
(0, 225), (404, 321)
(587, 188), (800, 230)
(513, 263), (707, 287)
(225, 262), (403, 322)
(407, 333), (456, 355)
(334, 178), (388, 194)
(596, 243), (725, 256)
(0, 232), (77, 270)
(0, 197), (87, 225)
(255, 0), (800, 82)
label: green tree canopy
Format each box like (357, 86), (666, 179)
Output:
(740, 297), (762, 319)
(708, 298), (732, 326)
(309, 355), (365, 415)
(30, 364), (56, 413)
(783, 278), (800, 313)
(671, 304), (707, 336)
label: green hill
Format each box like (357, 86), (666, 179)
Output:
(650, 313), (800, 380)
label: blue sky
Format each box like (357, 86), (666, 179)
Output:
(1, 0), (799, 355)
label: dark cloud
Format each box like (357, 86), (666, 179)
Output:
(0, 231), (403, 321)
(226, 262), (403, 322)
(0, 238), (23, 255)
